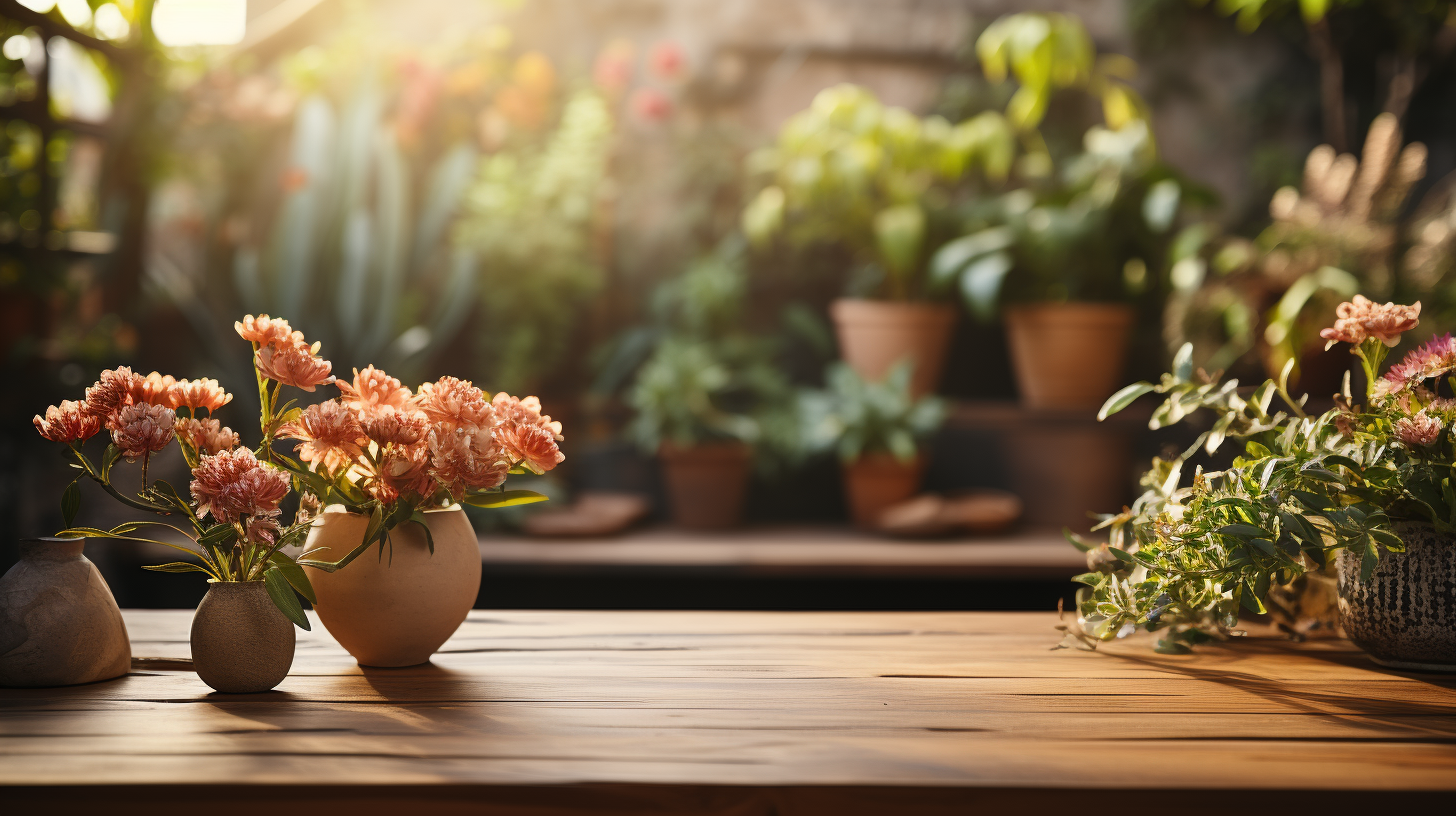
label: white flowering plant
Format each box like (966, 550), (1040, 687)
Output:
(1061, 296), (1456, 653)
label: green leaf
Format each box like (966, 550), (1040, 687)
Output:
(1154, 638), (1192, 655)
(1217, 523), (1266, 540)
(1099, 382), (1154, 421)
(268, 551), (316, 604)
(929, 228), (1015, 288)
(141, 562), (211, 574)
(958, 251), (1015, 322)
(1071, 572), (1102, 586)
(410, 508), (435, 556)
(461, 490), (550, 509)
(199, 523), (237, 548)
(1360, 539), (1380, 582)
(1171, 343), (1194, 381)
(264, 569), (310, 631)
(100, 444), (122, 480)
(61, 479), (80, 529)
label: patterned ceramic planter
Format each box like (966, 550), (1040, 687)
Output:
(191, 581), (295, 693)
(1337, 520), (1456, 672)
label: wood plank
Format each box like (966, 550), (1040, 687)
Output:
(1, 609), (1453, 809)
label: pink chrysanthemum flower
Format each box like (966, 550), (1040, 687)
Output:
(1394, 412), (1444, 447)
(175, 417), (240, 455)
(278, 400), (366, 472)
(112, 403), (176, 459)
(495, 421), (564, 474)
(255, 342), (335, 391)
(245, 510), (282, 546)
(428, 426), (510, 497)
(491, 393), (564, 440)
(172, 378), (233, 413)
(1320, 295), (1421, 347)
(337, 365), (412, 417)
(34, 400), (102, 443)
(190, 448), (290, 524)
(372, 443), (436, 503)
(235, 314), (303, 348)
(361, 405), (429, 448)
(414, 376), (493, 430)
(84, 367), (140, 421)
(128, 371), (178, 407)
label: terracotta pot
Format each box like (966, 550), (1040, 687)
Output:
(1002, 420), (1134, 534)
(190, 581), (294, 693)
(841, 453), (925, 529)
(659, 443), (753, 529)
(1004, 302), (1135, 410)
(830, 299), (957, 399)
(1337, 521), (1456, 672)
(0, 538), (131, 687)
(303, 506), (480, 667)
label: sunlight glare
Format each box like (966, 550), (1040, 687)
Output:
(153, 0), (246, 47)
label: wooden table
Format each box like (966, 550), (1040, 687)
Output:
(3, 610), (1454, 813)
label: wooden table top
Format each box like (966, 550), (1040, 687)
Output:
(479, 528), (1086, 578)
(3, 610), (1454, 814)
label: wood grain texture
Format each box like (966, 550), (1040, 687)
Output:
(2, 610), (1454, 813)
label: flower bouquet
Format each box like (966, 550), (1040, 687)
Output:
(1067, 296), (1456, 668)
(34, 314), (563, 680)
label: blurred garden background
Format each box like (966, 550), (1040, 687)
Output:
(6, 0), (1456, 611)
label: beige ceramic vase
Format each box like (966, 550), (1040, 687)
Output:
(190, 581), (295, 693)
(842, 454), (926, 529)
(1004, 302), (1135, 410)
(830, 299), (957, 399)
(303, 506), (480, 667)
(0, 538), (131, 687)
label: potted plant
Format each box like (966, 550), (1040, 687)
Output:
(620, 250), (793, 529)
(741, 84), (1016, 398)
(1065, 296), (1456, 670)
(799, 361), (947, 529)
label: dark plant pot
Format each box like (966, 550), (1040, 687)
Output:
(0, 538), (131, 687)
(841, 453), (925, 529)
(1004, 302), (1134, 410)
(1337, 521), (1456, 672)
(660, 443), (753, 530)
(830, 299), (957, 399)
(191, 581), (295, 693)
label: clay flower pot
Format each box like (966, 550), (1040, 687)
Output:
(841, 453), (925, 529)
(0, 538), (131, 687)
(190, 580), (295, 693)
(304, 506), (480, 667)
(1337, 521), (1456, 671)
(1004, 302), (1134, 410)
(830, 299), (957, 399)
(659, 442), (753, 529)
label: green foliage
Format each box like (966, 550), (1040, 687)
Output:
(620, 250), (795, 459)
(453, 89), (614, 393)
(1063, 325), (1456, 652)
(798, 361), (947, 463)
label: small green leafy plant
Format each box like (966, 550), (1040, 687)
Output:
(1061, 295), (1449, 653)
(798, 361), (947, 464)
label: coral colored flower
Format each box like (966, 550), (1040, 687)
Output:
(593, 41), (634, 95)
(171, 378), (233, 413)
(630, 87), (673, 122)
(278, 400), (365, 472)
(361, 405), (429, 448)
(84, 367), (140, 420)
(1320, 296), (1421, 347)
(128, 372), (178, 407)
(373, 443), (436, 503)
(495, 421), (564, 474)
(294, 491), (322, 526)
(190, 448), (290, 524)
(648, 41), (686, 81)
(245, 510), (282, 546)
(111, 403), (176, 459)
(1394, 412), (1443, 447)
(337, 365), (412, 417)
(235, 314), (302, 348)
(34, 400), (102, 443)
(428, 426), (510, 497)
(414, 376), (493, 430)
(492, 393), (564, 440)
(255, 342), (335, 391)
(175, 417), (240, 455)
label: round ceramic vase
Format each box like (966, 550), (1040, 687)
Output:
(190, 581), (295, 693)
(303, 506), (480, 667)
(0, 538), (131, 687)
(1337, 521), (1456, 672)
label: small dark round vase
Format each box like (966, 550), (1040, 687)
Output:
(190, 581), (295, 693)
(1337, 521), (1456, 672)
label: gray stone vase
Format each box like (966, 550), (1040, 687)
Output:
(0, 537), (131, 687)
(190, 580), (295, 693)
(1337, 520), (1456, 672)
